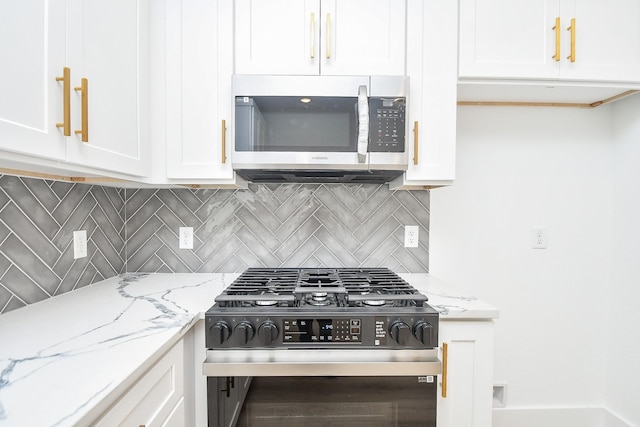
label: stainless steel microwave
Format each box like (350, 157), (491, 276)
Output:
(232, 75), (408, 183)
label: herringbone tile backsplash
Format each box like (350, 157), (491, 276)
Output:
(0, 175), (126, 314)
(1, 177), (429, 314)
(126, 184), (429, 273)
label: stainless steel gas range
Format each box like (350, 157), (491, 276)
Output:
(203, 268), (442, 427)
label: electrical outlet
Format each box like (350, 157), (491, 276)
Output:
(179, 227), (193, 249)
(404, 225), (419, 248)
(532, 226), (547, 249)
(73, 230), (87, 259)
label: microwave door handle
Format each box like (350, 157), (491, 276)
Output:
(357, 85), (369, 163)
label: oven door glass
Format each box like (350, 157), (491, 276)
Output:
(235, 376), (437, 427)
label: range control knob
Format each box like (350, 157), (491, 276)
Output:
(257, 321), (279, 346)
(234, 321), (255, 346)
(413, 320), (434, 346)
(209, 321), (231, 346)
(389, 321), (411, 346)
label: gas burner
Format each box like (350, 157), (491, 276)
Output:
(362, 299), (386, 307)
(254, 300), (279, 307)
(305, 291), (334, 306)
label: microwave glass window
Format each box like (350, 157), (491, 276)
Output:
(236, 96), (358, 152)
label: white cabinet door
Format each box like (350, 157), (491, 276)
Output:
(319, 0), (406, 76)
(559, 0), (640, 82)
(165, 0), (234, 180)
(437, 321), (495, 427)
(65, 0), (149, 177)
(459, 0), (560, 80)
(459, 0), (640, 84)
(234, 0), (405, 76)
(235, 0), (319, 75)
(94, 342), (185, 427)
(0, 0), (66, 160)
(391, 0), (457, 188)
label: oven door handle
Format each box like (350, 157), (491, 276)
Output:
(203, 349), (442, 377)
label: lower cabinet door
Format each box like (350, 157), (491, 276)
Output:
(93, 342), (185, 427)
(437, 320), (495, 427)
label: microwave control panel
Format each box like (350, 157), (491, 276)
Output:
(369, 97), (406, 152)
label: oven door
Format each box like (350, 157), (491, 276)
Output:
(203, 349), (441, 427)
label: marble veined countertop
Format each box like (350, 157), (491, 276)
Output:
(0, 273), (497, 427)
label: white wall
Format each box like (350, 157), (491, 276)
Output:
(429, 105), (613, 410)
(607, 94), (640, 425)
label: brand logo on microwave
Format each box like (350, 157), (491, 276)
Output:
(311, 156), (329, 161)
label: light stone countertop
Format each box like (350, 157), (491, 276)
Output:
(0, 273), (498, 427)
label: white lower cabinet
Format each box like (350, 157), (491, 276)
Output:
(93, 342), (185, 427)
(438, 320), (495, 427)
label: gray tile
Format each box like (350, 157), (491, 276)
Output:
(0, 185), (11, 209)
(0, 221), (10, 243)
(0, 284), (12, 312)
(1, 266), (49, 304)
(91, 228), (125, 273)
(154, 226), (202, 271)
(126, 215), (163, 253)
(216, 255), (248, 273)
(354, 217), (401, 262)
(233, 227), (281, 266)
(313, 186), (361, 230)
(312, 227), (360, 266)
(91, 204), (125, 253)
(50, 180), (74, 200)
(235, 190), (282, 230)
(51, 183), (91, 224)
(353, 186), (394, 222)
(0, 234), (60, 295)
(23, 176), (60, 211)
(52, 194), (97, 251)
(312, 206), (361, 252)
(93, 187), (125, 231)
(125, 188), (158, 218)
(393, 191), (430, 228)
(312, 246), (343, 267)
(235, 206), (281, 252)
(156, 190), (200, 225)
(127, 235), (164, 271)
(353, 197), (400, 241)
(273, 185), (316, 222)
(91, 245), (119, 279)
(274, 195), (320, 239)
(156, 246), (194, 273)
(3, 295), (26, 314)
(138, 255), (167, 273)
(195, 189), (237, 222)
(274, 217), (321, 261)
(196, 216), (244, 261)
(279, 237), (320, 267)
(0, 203), (61, 266)
(198, 237), (245, 272)
(1, 176), (60, 240)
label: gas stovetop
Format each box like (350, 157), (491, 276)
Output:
(205, 268), (439, 350)
(214, 267), (428, 308)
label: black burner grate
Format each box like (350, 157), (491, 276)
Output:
(215, 268), (427, 308)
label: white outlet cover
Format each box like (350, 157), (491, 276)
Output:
(179, 227), (194, 249)
(404, 225), (419, 248)
(73, 230), (87, 259)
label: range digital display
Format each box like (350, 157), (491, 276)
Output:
(283, 318), (361, 343)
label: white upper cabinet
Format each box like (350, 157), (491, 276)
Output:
(0, 0), (67, 161)
(459, 0), (640, 84)
(65, 0), (149, 177)
(165, 0), (235, 182)
(0, 0), (149, 178)
(234, 0), (406, 76)
(390, 0), (457, 188)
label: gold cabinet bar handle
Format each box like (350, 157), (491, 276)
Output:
(55, 67), (71, 136)
(441, 342), (448, 398)
(413, 121), (419, 165)
(552, 17), (561, 61)
(74, 78), (88, 142)
(221, 119), (227, 164)
(567, 18), (576, 62)
(310, 13), (316, 59)
(326, 13), (331, 59)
